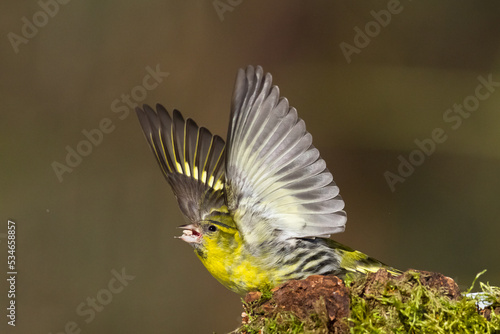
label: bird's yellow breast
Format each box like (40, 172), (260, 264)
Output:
(195, 234), (279, 295)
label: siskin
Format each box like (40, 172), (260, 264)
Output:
(135, 65), (399, 295)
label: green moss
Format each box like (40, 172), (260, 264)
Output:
(346, 271), (500, 333)
(259, 284), (274, 302)
(233, 272), (500, 333)
(239, 312), (310, 334)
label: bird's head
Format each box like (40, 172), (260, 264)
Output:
(177, 217), (240, 256)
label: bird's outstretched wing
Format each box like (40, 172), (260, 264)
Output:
(225, 66), (346, 244)
(136, 104), (226, 223)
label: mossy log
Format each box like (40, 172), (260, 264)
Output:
(233, 269), (500, 333)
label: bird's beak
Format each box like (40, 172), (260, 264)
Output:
(177, 224), (202, 244)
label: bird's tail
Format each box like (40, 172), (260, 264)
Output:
(327, 239), (402, 276)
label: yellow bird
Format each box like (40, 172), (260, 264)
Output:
(135, 66), (399, 295)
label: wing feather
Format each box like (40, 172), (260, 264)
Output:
(136, 104), (226, 223)
(226, 66), (346, 243)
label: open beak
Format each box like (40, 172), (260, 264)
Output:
(177, 224), (202, 244)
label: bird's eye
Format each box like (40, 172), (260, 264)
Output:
(208, 225), (217, 232)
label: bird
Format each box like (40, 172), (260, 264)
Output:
(135, 65), (399, 295)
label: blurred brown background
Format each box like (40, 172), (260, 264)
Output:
(1, 1), (500, 333)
